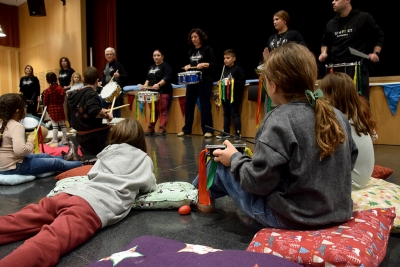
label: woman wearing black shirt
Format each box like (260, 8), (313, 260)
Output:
(178, 28), (216, 138)
(19, 65), (40, 117)
(58, 57), (75, 126)
(262, 10), (306, 60)
(141, 49), (173, 136)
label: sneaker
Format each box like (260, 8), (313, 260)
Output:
(234, 131), (241, 142)
(82, 158), (97, 165)
(204, 132), (212, 138)
(196, 199), (216, 213)
(145, 126), (154, 136)
(216, 133), (229, 139)
(177, 131), (186, 137)
(59, 139), (69, 146)
(155, 128), (166, 136)
(63, 141), (78, 161)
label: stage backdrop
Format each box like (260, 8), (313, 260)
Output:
(86, 1), (398, 86)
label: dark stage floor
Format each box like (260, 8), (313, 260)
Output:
(1, 134), (399, 266)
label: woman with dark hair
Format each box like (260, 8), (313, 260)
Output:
(59, 57), (75, 126)
(177, 28), (216, 138)
(19, 65), (40, 117)
(58, 57), (75, 91)
(262, 10), (306, 60)
(141, 49), (173, 136)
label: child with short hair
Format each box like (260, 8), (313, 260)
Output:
(43, 72), (68, 145)
(0, 118), (157, 267)
(216, 49), (246, 140)
(194, 43), (357, 230)
(319, 72), (376, 190)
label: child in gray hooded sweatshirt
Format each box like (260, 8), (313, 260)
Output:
(0, 119), (157, 267)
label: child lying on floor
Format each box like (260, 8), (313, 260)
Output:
(0, 118), (157, 267)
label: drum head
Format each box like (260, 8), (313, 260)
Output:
(21, 117), (39, 131)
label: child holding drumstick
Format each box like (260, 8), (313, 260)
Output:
(0, 118), (157, 267)
(193, 43), (357, 230)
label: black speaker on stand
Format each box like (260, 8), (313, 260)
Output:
(27, 0), (46, 17)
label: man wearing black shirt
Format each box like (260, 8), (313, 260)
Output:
(319, 0), (384, 100)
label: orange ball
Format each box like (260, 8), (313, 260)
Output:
(178, 205), (191, 215)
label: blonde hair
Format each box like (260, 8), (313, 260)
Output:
(263, 43), (345, 159)
(319, 72), (377, 137)
(70, 72), (83, 86)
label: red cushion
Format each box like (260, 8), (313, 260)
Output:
(55, 165), (93, 180)
(372, 164), (394, 180)
(246, 208), (395, 267)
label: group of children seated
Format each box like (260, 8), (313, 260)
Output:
(0, 43), (378, 266)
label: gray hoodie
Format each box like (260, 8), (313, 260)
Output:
(63, 143), (157, 228)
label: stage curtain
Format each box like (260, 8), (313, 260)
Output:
(92, 0), (117, 77)
(0, 3), (19, 47)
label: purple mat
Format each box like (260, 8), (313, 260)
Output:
(85, 235), (301, 267)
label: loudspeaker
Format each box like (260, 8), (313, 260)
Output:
(27, 0), (46, 17)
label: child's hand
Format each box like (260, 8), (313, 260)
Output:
(213, 140), (238, 167)
(27, 133), (36, 143)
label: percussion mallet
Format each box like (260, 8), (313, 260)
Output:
(205, 125), (255, 144)
(219, 65), (226, 81)
(106, 104), (130, 113)
(34, 106), (47, 139)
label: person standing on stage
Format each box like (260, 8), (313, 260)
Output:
(98, 47), (128, 118)
(19, 65), (40, 117)
(58, 57), (75, 127)
(318, 0), (384, 100)
(177, 28), (216, 138)
(262, 10), (306, 60)
(141, 49), (173, 136)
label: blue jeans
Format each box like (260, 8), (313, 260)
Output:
(0, 154), (82, 176)
(193, 161), (289, 229)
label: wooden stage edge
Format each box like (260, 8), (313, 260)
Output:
(119, 79), (400, 145)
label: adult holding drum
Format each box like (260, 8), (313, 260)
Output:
(141, 49), (173, 136)
(177, 28), (216, 138)
(19, 65), (40, 117)
(98, 47), (128, 118)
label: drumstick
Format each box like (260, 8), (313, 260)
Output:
(109, 70), (119, 84)
(219, 65), (226, 81)
(205, 125), (255, 144)
(181, 66), (198, 70)
(106, 104), (130, 113)
(34, 106), (47, 138)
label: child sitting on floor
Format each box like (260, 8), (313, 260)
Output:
(319, 72), (377, 190)
(0, 93), (82, 176)
(193, 43), (357, 230)
(0, 118), (157, 267)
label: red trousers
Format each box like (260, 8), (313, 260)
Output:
(0, 193), (102, 267)
(148, 94), (171, 129)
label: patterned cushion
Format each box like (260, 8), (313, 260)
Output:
(371, 164), (393, 179)
(55, 165), (93, 180)
(352, 177), (400, 233)
(132, 182), (198, 209)
(246, 208), (395, 267)
(47, 176), (89, 197)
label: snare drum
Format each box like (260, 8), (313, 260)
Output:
(177, 71), (202, 85)
(100, 81), (122, 103)
(137, 91), (160, 102)
(20, 116), (39, 132)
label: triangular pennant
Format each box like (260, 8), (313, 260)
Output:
(382, 84), (400, 115)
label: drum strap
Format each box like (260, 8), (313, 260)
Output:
(76, 126), (111, 135)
